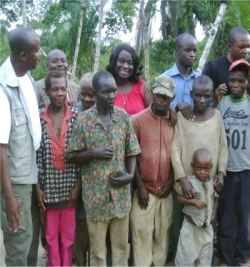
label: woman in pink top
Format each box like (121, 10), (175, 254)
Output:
(106, 43), (152, 116)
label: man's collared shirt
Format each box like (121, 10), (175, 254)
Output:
(66, 105), (141, 222)
(161, 63), (200, 107)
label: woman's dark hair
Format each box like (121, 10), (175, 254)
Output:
(106, 43), (143, 83)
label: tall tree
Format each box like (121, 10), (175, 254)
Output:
(22, 0), (27, 27)
(71, 0), (86, 80)
(133, 0), (145, 55)
(143, 0), (154, 86)
(197, 2), (227, 72)
(94, 0), (105, 73)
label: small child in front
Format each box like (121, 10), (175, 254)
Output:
(175, 148), (218, 266)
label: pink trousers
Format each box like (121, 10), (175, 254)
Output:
(44, 206), (76, 266)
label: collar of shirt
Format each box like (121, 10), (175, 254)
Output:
(1, 57), (34, 88)
(41, 103), (73, 171)
(170, 63), (200, 80)
(91, 104), (118, 126)
(149, 104), (170, 121)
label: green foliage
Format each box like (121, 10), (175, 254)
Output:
(104, 0), (138, 36)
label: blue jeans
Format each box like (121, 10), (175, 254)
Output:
(217, 170), (250, 266)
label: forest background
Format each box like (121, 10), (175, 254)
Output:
(0, 0), (250, 88)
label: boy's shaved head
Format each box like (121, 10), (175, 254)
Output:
(193, 148), (212, 164)
(192, 75), (214, 93)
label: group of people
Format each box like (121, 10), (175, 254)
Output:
(0, 25), (249, 267)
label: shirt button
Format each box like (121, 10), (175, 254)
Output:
(158, 187), (161, 190)
(53, 156), (56, 159)
(61, 156), (64, 159)
(60, 148), (63, 151)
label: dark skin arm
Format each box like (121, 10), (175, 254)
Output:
(159, 169), (174, 198)
(176, 103), (195, 121)
(68, 178), (81, 209)
(134, 162), (149, 209)
(178, 194), (206, 209)
(0, 144), (22, 232)
(179, 176), (197, 199)
(212, 83), (227, 108)
(210, 198), (218, 223)
(69, 146), (113, 164)
(35, 183), (47, 212)
(168, 105), (177, 126)
(110, 156), (136, 188)
(213, 171), (224, 192)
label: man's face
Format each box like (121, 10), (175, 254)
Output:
(45, 77), (67, 108)
(229, 33), (250, 61)
(176, 37), (197, 68)
(47, 50), (68, 75)
(96, 76), (117, 109)
(115, 49), (134, 80)
(191, 86), (214, 113)
(80, 86), (96, 110)
(25, 35), (41, 71)
(228, 70), (248, 99)
(152, 93), (173, 115)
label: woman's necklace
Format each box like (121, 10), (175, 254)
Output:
(121, 94), (127, 105)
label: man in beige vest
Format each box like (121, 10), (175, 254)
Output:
(36, 49), (79, 108)
(0, 27), (41, 266)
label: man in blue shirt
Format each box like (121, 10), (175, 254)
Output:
(161, 33), (200, 121)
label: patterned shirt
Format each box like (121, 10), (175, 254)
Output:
(37, 105), (81, 209)
(66, 105), (141, 222)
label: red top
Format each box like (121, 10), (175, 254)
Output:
(132, 106), (174, 195)
(114, 76), (145, 116)
(41, 104), (72, 171)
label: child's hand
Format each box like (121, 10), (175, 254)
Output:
(193, 199), (207, 209)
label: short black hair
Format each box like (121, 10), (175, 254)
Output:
(176, 32), (196, 48)
(92, 70), (115, 93)
(9, 27), (39, 55)
(229, 65), (249, 79)
(45, 70), (67, 90)
(192, 75), (214, 92)
(229, 26), (248, 44)
(106, 43), (142, 83)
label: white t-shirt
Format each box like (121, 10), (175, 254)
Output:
(0, 87), (11, 144)
(17, 74), (41, 150)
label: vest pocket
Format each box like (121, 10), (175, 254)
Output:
(7, 136), (31, 177)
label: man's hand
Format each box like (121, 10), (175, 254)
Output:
(137, 184), (149, 210)
(68, 185), (80, 210)
(213, 83), (227, 108)
(67, 100), (76, 107)
(192, 199), (207, 209)
(179, 177), (196, 199)
(168, 105), (177, 126)
(213, 172), (224, 192)
(93, 146), (113, 160)
(5, 196), (21, 232)
(176, 103), (195, 121)
(35, 185), (47, 212)
(159, 179), (173, 199)
(110, 171), (133, 188)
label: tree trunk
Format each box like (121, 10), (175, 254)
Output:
(71, 0), (85, 80)
(22, 0), (27, 27)
(133, 0), (145, 55)
(197, 3), (227, 73)
(94, 0), (105, 73)
(143, 0), (154, 87)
